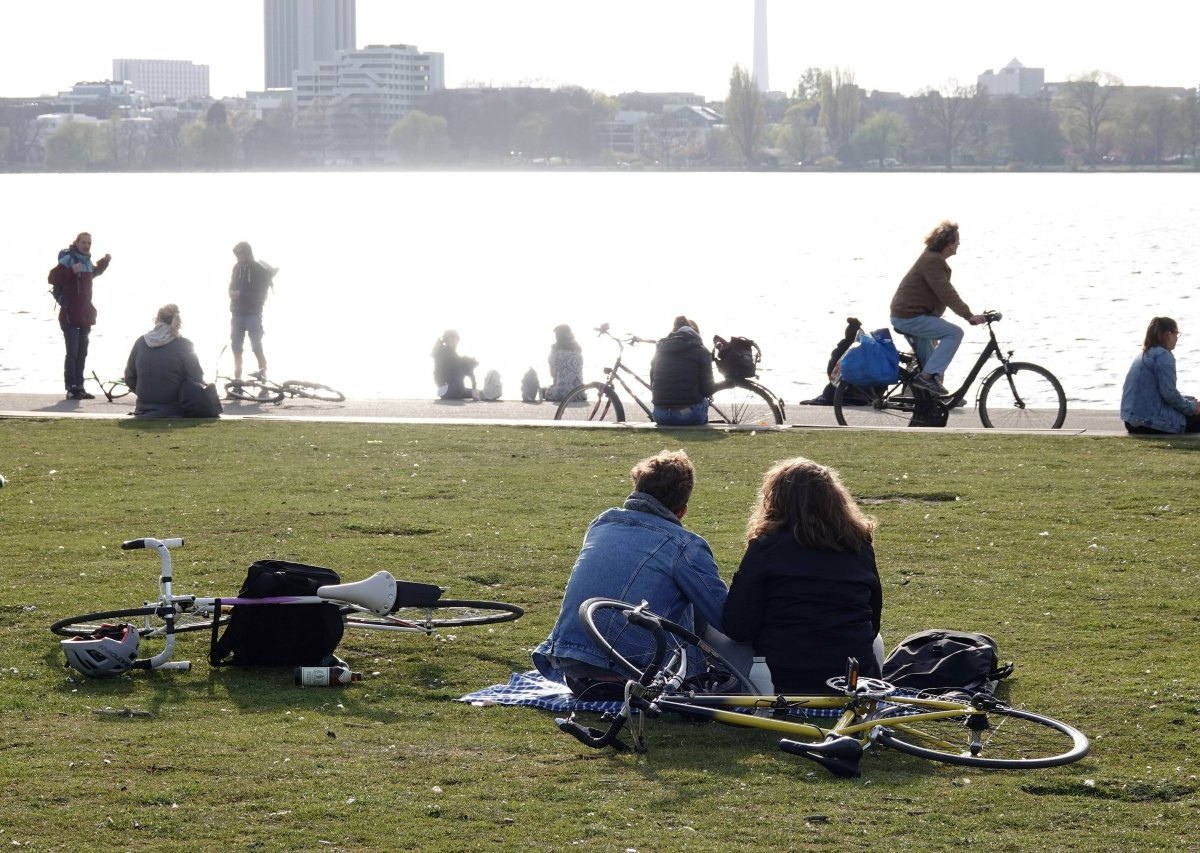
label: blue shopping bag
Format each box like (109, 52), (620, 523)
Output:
(837, 328), (900, 386)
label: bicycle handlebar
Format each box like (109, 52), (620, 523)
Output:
(121, 537), (185, 551)
(983, 310), (1003, 323)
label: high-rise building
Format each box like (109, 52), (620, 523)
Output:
(753, 0), (769, 93)
(113, 59), (210, 100)
(264, 0), (357, 89)
(294, 44), (445, 161)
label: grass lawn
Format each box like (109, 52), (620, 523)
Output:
(1, 418), (1198, 851)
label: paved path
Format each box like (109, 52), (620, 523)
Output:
(0, 391), (1130, 434)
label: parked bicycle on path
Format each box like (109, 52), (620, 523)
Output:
(51, 537), (523, 674)
(553, 324), (785, 425)
(833, 311), (1066, 429)
(555, 598), (1089, 778)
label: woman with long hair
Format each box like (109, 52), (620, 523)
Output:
(1120, 316), (1200, 434)
(723, 457), (883, 692)
(542, 324), (583, 402)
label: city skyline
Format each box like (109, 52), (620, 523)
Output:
(1, 1), (1197, 102)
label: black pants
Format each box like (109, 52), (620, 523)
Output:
(1125, 417), (1200, 435)
(61, 322), (90, 391)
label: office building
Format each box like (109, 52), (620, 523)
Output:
(264, 0), (357, 89)
(294, 44), (445, 161)
(113, 59), (210, 100)
(977, 59), (1045, 98)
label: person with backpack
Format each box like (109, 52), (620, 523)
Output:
(722, 457), (884, 693)
(228, 241), (277, 382)
(50, 232), (111, 399)
(800, 318), (863, 406)
(650, 316), (716, 426)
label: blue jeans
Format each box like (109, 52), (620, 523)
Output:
(61, 322), (90, 391)
(891, 315), (963, 380)
(652, 399), (709, 426)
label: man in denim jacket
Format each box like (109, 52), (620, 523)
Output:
(532, 450), (729, 697)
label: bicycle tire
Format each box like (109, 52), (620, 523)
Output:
(580, 598), (757, 694)
(554, 383), (625, 422)
(281, 380), (345, 403)
(223, 380), (285, 404)
(709, 379), (785, 425)
(978, 362), (1067, 429)
(872, 703), (1089, 768)
(833, 380), (914, 427)
(341, 599), (523, 631)
(50, 606), (227, 638)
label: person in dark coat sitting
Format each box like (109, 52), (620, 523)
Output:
(723, 457), (884, 693)
(650, 315), (716, 426)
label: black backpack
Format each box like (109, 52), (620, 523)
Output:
(881, 629), (1013, 695)
(712, 335), (760, 380)
(209, 560), (345, 667)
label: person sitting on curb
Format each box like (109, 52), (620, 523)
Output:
(649, 316), (716, 426)
(1120, 316), (1200, 435)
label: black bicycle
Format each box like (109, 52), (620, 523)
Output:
(553, 324), (785, 425)
(833, 311), (1067, 429)
(222, 374), (345, 404)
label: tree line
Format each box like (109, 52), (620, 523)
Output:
(1, 67), (1196, 170)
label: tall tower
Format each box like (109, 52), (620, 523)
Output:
(752, 0), (769, 93)
(264, 0), (357, 89)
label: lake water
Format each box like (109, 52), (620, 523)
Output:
(2, 171), (1197, 407)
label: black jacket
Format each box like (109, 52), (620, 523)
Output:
(723, 532), (882, 692)
(650, 327), (717, 406)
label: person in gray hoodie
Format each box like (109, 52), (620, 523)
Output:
(124, 304), (205, 418)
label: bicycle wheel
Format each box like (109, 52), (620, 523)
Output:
(281, 381), (345, 403)
(978, 362), (1067, 429)
(872, 703), (1089, 768)
(223, 380), (285, 404)
(342, 599), (523, 631)
(709, 379), (784, 425)
(833, 380), (914, 427)
(580, 598), (757, 693)
(554, 383), (626, 422)
(51, 606), (226, 638)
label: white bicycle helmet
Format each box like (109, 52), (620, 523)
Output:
(62, 623), (140, 677)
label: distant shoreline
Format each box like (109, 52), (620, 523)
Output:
(3, 164), (1199, 176)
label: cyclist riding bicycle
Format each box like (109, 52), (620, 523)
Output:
(890, 221), (987, 397)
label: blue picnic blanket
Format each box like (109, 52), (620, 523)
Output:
(458, 670), (860, 719)
(458, 670), (623, 713)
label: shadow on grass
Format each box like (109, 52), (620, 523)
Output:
(116, 418), (219, 431)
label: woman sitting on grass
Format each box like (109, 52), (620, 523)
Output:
(722, 457), (883, 693)
(1120, 316), (1200, 435)
(123, 303), (206, 419)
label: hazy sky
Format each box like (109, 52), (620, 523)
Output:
(1, 1), (1196, 100)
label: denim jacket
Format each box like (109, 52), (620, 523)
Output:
(531, 491), (728, 682)
(1121, 347), (1191, 434)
